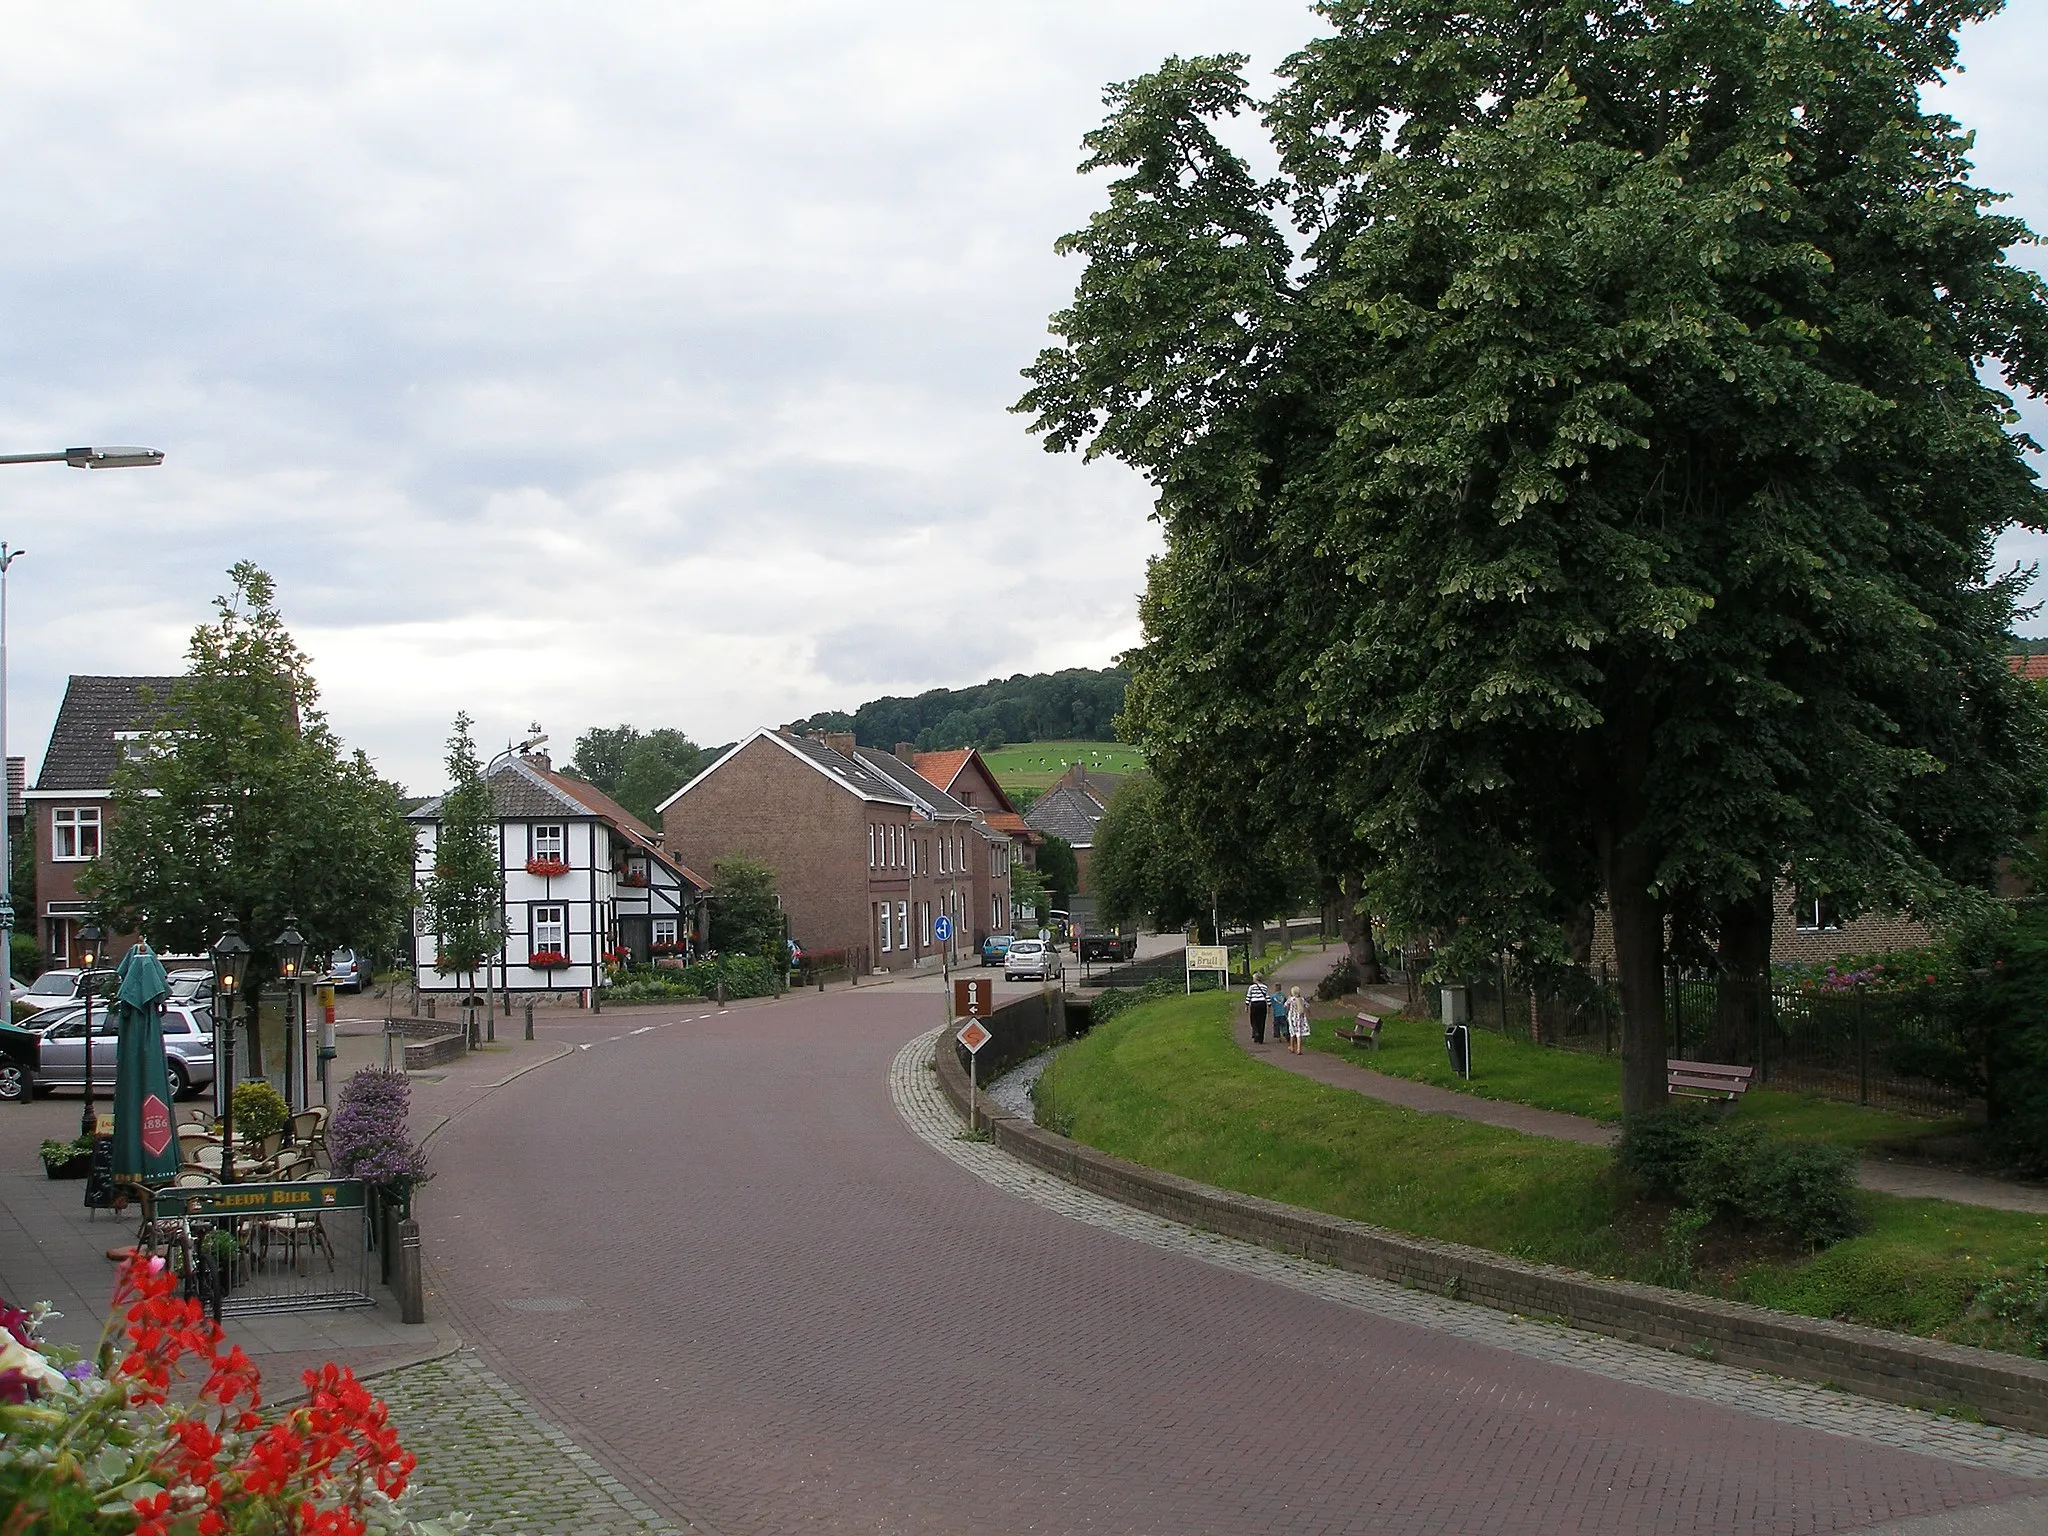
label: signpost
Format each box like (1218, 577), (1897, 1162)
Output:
(956, 1017), (992, 1130)
(953, 977), (992, 1019)
(1185, 944), (1231, 994)
(936, 912), (956, 1032)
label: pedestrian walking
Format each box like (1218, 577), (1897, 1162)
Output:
(1285, 986), (1309, 1054)
(1246, 977), (1270, 1044)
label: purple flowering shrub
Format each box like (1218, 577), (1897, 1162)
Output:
(329, 1068), (430, 1186)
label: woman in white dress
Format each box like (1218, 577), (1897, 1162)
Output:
(1285, 986), (1309, 1054)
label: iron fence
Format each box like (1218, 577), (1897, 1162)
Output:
(1408, 968), (1977, 1118)
(151, 1178), (382, 1319)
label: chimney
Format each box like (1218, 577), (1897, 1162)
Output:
(522, 748), (552, 772)
(823, 732), (856, 756)
(895, 741), (917, 761)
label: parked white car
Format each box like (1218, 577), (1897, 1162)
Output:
(1004, 938), (1064, 983)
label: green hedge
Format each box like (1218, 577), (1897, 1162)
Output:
(601, 954), (781, 1004)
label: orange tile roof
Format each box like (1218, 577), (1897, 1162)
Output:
(541, 768), (656, 837)
(984, 811), (1039, 841)
(2010, 654), (2048, 681)
(910, 750), (973, 792)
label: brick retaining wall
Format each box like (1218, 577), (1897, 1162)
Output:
(932, 1037), (2048, 1434)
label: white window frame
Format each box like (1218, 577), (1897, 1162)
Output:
(869, 824), (877, 868)
(531, 904), (568, 954)
(920, 901), (932, 948)
(896, 900), (908, 952)
(52, 807), (101, 861)
(878, 901), (891, 953)
(531, 824), (567, 865)
(652, 917), (679, 948)
(1794, 893), (1840, 933)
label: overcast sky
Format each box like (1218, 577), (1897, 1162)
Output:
(2, 3), (2042, 793)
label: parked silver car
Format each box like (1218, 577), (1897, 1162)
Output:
(166, 969), (215, 1007)
(29, 1001), (216, 1100)
(1004, 938), (1064, 983)
(325, 949), (367, 992)
(15, 967), (118, 1016)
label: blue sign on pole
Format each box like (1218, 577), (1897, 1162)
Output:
(934, 915), (953, 943)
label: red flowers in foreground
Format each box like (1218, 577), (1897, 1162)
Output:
(3, 1253), (422, 1536)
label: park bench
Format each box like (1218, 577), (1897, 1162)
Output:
(1667, 1059), (1754, 1106)
(1336, 1014), (1382, 1051)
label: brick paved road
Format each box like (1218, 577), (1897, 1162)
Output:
(421, 988), (2047, 1534)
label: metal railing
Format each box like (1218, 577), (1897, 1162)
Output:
(151, 1178), (381, 1319)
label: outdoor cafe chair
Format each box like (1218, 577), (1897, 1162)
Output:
(270, 1154), (314, 1183)
(185, 1144), (226, 1173)
(177, 1106), (214, 1129)
(259, 1209), (334, 1276)
(173, 1171), (213, 1188)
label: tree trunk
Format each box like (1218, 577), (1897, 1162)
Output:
(1340, 874), (1383, 984)
(1711, 887), (1774, 1063)
(1600, 837), (1668, 1116)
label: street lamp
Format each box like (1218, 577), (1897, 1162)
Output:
(76, 920), (103, 1140)
(0, 445), (164, 990)
(210, 917), (249, 1183)
(276, 915), (307, 1114)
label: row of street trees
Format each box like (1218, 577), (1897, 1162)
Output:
(1019, 0), (2048, 1111)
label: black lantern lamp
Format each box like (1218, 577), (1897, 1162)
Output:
(77, 920), (104, 1140)
(276, 914), (306, 980)
(210, 918), (250, 1181)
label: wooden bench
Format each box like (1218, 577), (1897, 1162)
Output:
(1336, 1014), (1382, 1051)
(1667, 1059), (1754, 1105)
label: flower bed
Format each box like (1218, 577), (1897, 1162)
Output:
(1, 1254), (459, 1533)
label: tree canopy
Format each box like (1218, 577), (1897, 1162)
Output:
(88, 563), (413, 980)
(785, 666), (1128, 752)
(1020, 0), (2048, 1111)
(565, 725), (720, 825)
(418, 713), (503, 979)
(708, 856), (783, 957)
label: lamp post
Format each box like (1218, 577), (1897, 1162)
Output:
(275, 915), (306, 1115)
(0, 446), (164, 981)
(210, 917), (249, 1183)
(76, 920), (103, 1139)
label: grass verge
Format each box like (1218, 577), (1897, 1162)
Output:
(1036, 991), (2048, 1356)
(1303, 1008), (1965, 1153)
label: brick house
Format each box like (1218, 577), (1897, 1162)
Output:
(22, 675), (181, 964)
(409, 752), (709, 999)
(659, 730), (1010, 973)
(1588, 884), (1932, 972)
(1022, 774), (1114, 894)
(909, 748), (1042, 870)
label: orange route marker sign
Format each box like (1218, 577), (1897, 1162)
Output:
(956, 1019), (992, 1054)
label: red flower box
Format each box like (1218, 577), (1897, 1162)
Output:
(526, 857), (570, 878)
(528, 949), (570, 969)
(619, 871), (649, 888)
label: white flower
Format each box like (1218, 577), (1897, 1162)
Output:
(0, 1332), (67, 1393)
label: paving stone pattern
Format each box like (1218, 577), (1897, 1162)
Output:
(377, 1351), (682, 1535)
(911, 1029), (2048, 1483)
(407, 984), (2048, 1534)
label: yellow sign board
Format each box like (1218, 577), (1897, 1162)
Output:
(1186, 945), (1230, 974)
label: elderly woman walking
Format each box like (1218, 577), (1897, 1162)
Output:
(1284, 985), (1309, 1054)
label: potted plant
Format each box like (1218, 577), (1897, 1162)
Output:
(528, 949), (570, 969)
(38, 1136), (92, 1180)
(525, 856), (570, 878)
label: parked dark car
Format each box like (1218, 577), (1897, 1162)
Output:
(0, 1021), (38, 1102)
(1079, 931), (1138, 964)
(981, 935), (1013, 968)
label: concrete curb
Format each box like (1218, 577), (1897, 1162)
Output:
(933, 1038), (2048, 1436)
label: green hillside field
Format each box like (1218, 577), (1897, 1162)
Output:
(982, 740), (1145, 793)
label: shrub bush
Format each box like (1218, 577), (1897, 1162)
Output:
(230, 1080), (289, 1141)
(603, 974), (704, 1003)
(1089, 976), (1179, 1027)
(1616, 1105), (1859, 1246)
(1317, 960), (1360, 1000)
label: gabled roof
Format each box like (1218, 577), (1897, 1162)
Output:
(31, 676), (186, 793)
(853, 747), (979, 820)
(657, 728), (916, 814)
(910, 750), (973, 793)
(1023, 784), (1106, 847)
(412, 759), (706, 889)
(2010, 654), (2048, 682)
(983, 810), (1040, 843)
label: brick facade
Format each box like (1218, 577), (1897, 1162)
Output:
(1588, 881), (1933, 971)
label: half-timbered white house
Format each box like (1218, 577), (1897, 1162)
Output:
(408, 753), (709, 999)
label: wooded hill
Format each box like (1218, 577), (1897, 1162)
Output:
(785, 666), (1127, 752)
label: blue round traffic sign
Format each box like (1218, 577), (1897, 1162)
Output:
(934, 915), (953, 942)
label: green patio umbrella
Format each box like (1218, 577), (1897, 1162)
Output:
(110, 941), (178, 1190)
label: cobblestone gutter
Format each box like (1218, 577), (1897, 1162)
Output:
(916, 1027), (2048, 1447)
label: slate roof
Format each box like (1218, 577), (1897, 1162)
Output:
(31, 675), (184, 792)
(1024, 785), (1107, 847)
(411, 759), (706, 888)
(853, 748), (979, 820)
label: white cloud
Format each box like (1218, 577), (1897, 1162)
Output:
(0, 2), (2041, 791)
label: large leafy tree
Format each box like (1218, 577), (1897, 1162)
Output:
(708, 856), (783, 957)
(89, 563), (413, 981)
(567, 724), (714, 824)
(417, 713), (503, 987)
(1019, 0), (2048, 1112)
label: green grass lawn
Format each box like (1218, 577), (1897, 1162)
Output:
(982, 740), (1146, 793)
(1304, 1010), (1965, 1153)
(1037, 991), (2048, 1355)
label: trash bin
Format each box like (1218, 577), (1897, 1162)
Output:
(1444, 1021), (1471, 1080)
